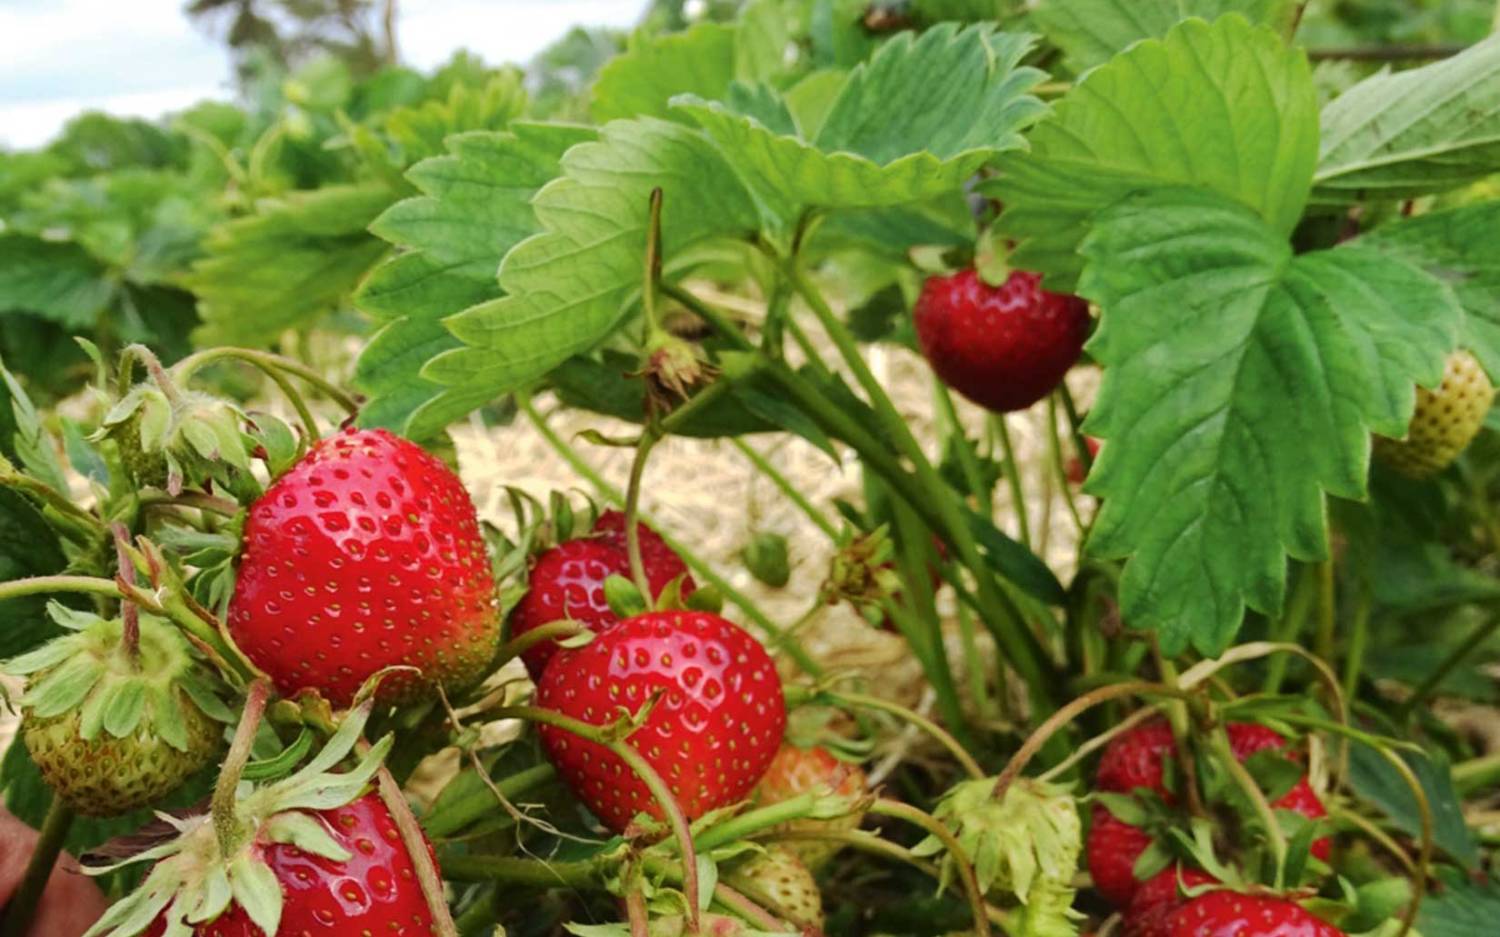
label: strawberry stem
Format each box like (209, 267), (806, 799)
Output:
(519, 393), (824, 676)
(826, 689), (985, 780)
(1210, 728), (1289, 886)
(112, 524), (140, 664)
(213, 679), (272, 856)
(640, 187), (666, 343)
(373, 760), (460, 936)
(497, 704), (703, 934)
(123, 343), (186, 408)
(621, 431), (659, 600)
(625, 888), (650, 937)
(729, 437), (839, 539)
(992, 681), (1185, 799)
(491, 619), (588, 670)
(713, 882), (795, 933)
(0, 798), (75, 937)
(869, 799), (992, 937)
(990, 414), (1031, 549)
(173, 347), (360, 416)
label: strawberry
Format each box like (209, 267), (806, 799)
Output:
(593, 510), (692, 583)
(1065, 436), (1101, 484)
(913, 268), (1090, 413)
(509, 512), (695, 680)
(1375, 349), (1495, 478)
(90, 703), (437, 937)
(1162, 890), (1345, 937)
(139, 792), (434, 936)
(1087, 804), (1157, 908)
(535, 610), (785, 833)
(754, 743), (869, 868)
(724, 847), (824, 930)
(1087, 721), (1330, 907)
(6, 604), (229, 817)
(1121, 866), (1218, 937)
(228, 428), (499, 707)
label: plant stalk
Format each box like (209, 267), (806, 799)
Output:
(212, 680), (272, 857)
(0, 799), (75, 937)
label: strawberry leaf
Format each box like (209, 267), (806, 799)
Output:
(1357, 203), (1500, 382)
(187, 184), (393, 346)
(675, 25), (1044, 233)
(992, 14), (1318, 290)
(423, 118), (763, 397)
(0, 235), (116, 329)
(1078, 186), (1461, 654)
(1418, 873), (1500, 937)
(354, 123), (592, 437)
(1314, 35), (1500, 204)
(1031, 0), (1298, 72)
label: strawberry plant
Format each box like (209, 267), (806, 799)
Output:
(0, 3), (1499, 937)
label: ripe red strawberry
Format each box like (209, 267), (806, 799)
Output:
(1087, 804), (1157, 908)
(1065, 436), (1101, 484)
(1087, 721), (1330, 907)
(228, 428), (499, 707)
(535, 610), (785, 833)
(913, 268), (1090, 413)
(1122, 866), (1218, 937)
(593, 510), (692, 582)
(140, 791), (435, 936)
(1163, 891), (1345, 937)
(755, 743), (869, 868)
(1375, 349), (1495, 479)
(509, 512), (695, 679)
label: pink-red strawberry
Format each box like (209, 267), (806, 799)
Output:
(228, 428), (499, 706)
(535, 610), (785, 833)
(913, 268), (1090, 413)
(1065, 436), (1101, 484)
(1163, 890), (1345, 937)
(140, 791), (435, 936)
(508, 512), (696, 679)
(755, 743), (869, 867)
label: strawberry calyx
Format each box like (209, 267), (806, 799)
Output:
(913, 776), (1084, 936)
(97, 381), (256, 497)
(5, 603), (233, 817)
(80, 692), (394, 937)
(819, 526), (902, 615)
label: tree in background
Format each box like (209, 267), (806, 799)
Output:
(184, 0), (399, 84)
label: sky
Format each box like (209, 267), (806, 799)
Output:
(0, 0), (644, 149)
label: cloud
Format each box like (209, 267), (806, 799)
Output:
(0, 0), (644, 149)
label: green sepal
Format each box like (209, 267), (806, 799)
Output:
(263, 811), (352, 861)
(604, 573), (648, 618)
(228, 852), (283, 936)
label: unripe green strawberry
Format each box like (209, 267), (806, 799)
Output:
(724, 847), (825, 931)
(6, 604), (231, 816)
(1375, 350), (1494, 478)
(754, 743), (869, 869)
(97, 384), (254, 494)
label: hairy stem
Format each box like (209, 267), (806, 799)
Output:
(374, 760), (458, 935)
(830, 690), (985, 780)
(496, 705), (701, 932)
(0, 799), (75, 937)
(622, 432), (660, 599)
(991, 414), (1031, 548)
(213, 680), (272, 856)
(870, 799), (992, 937)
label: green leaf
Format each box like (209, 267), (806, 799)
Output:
(551, 352), (776, 438)
(355, 123), (594, 438)
(425, 118), (763, 400)
(1315, 36), (1500, 204)
(1347, 743), (1479, 870)
(188, 184), (394, 346)
(1358, 203), (1500, 381)
(591, 22), (740, 124)
(992, 14), (1318, 289)
(676, 25), (1044, 227)
(1031, 0), (1297, 72)
(1418, 874), (1500, 937)
(1078, 187), (1461, 654)
(0, 235), (116, 329)
(0, 490), (68, 657)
